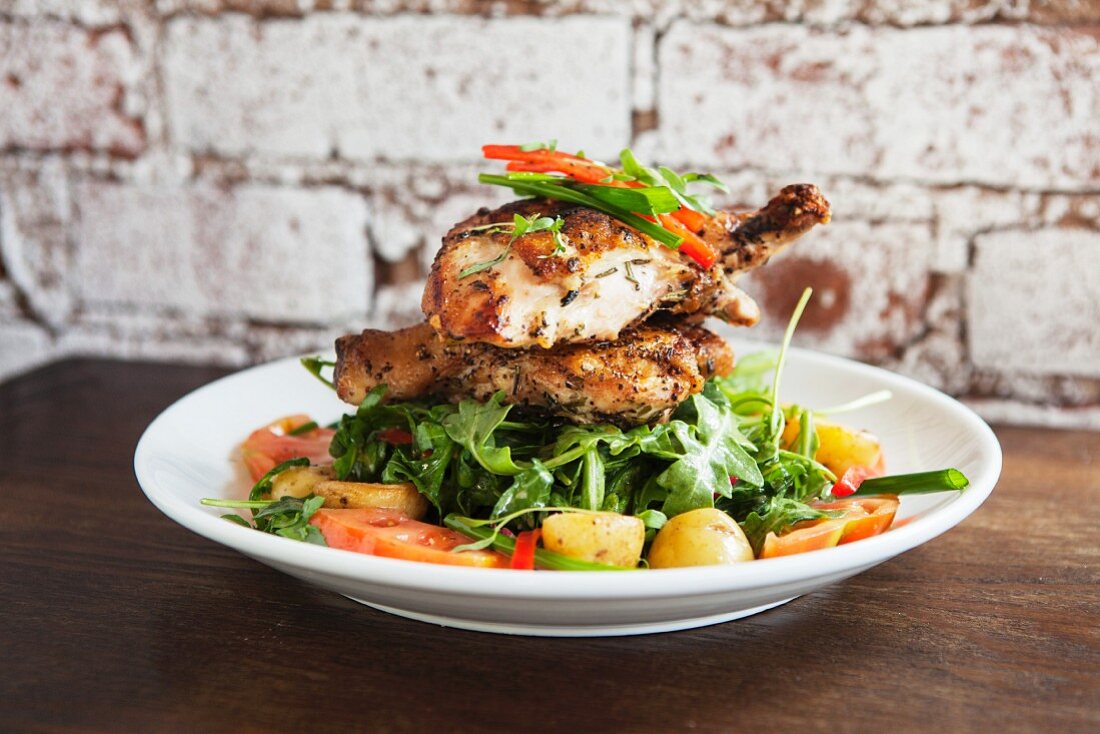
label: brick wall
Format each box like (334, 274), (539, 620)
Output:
(1, 1), (1099, 428)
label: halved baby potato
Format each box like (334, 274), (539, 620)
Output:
(647, 508), (754, 568)
(313, 480), (429, 520)
(268, 466), (429, 519)
(268, 465), (333, 499)
(541, 512), (645, 568)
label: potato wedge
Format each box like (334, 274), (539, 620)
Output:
(313, 480), (429, 520)
(541, 512), (644, 568)
(268, 465), (334, 499)
(647, 508), (754, 568)
(783, 417), (883, 478)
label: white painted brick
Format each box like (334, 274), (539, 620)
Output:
(736, 220), (937, 360)
(0, 0), (122, 24)
(370, 281), (426, 329)
(931, 186), (1042, 274)
(356, 164), (511, 266)
(0, 320), (53, 382)
(247, 322), (356, 362)
(657, 24), (1100, 189)
(163, 15), (631, 162)
(57, 310), (253, 366)
(968, 228), (1100, 377)
(632, 24), (656, 111)
(0, 21), (144, 155)
(0, 159), (74, 326)
(880, 277), (970, 393)
(74, 182), (371, 323)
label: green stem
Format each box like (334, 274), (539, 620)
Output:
(853, 469), (970, 496)
(478, 174), (683, 249)
(444, 515), (634, 571)
(769, 288), (813, 438)
(541, 445), (587, 470)
(201, 498), (274, 509)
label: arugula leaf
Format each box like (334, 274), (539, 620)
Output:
(580, 447), (606, 511)
(491, 460), (554, 519)
(202, 494), (327, 545)
(300, 357), (336, 389)
(655, 395), (763, 517)
(443, 392), (526, 476)
(253, 495), (327, 544)
(382, 421), (456, 514)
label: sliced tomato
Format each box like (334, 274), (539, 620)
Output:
(760, 520), (845, 559)
(812, 496), (899, 544)
(241, 415), (335, 481)
(310, 508), (510, 569)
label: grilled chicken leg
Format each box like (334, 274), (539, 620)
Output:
(422, 184), (829, 350)
(334, 321), (734, 426)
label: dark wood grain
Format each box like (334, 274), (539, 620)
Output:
(1, 359), (1097, 733)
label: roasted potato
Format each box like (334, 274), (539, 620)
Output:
(541, 512), (644, 568)
(782, 417), (883, 477)
(647, 508), (754, 568)
(268, 465), (333, 499)
(313, 480), (429, 519)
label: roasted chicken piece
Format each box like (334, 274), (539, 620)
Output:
(334, 321), (734, 426)
(422, 184), (829, 349)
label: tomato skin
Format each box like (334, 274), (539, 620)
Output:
(241, 415), (335, 481)
(310, 509), (510, 569)
(759, 496), (900, 559)
(760, 520), (845, 558)
(812, 496), (899, 544)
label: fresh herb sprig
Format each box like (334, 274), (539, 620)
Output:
(201, 495), (326, 545)
(459, 212), (569, 278)
(478, 173), (684, 249)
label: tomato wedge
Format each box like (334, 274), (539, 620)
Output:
(310, 508), (510, 568)
(760, 520), (846, 559)
(241, 415), (336, 481)
(812, 496), (899, 544)
(760, 495), (900, 558)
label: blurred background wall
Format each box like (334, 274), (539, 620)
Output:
(0, 0), (1098, 428)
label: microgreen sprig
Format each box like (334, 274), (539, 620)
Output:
(459, 212), (569, 278)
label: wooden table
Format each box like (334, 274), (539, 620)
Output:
(2, 359), (1097, 732)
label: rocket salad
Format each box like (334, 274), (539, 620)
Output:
(202, 289), (969, 570)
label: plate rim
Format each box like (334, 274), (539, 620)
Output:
(134, 342), (1002, 601)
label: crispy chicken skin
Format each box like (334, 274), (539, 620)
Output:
(422, 184), (829, 349)
(334, 321), (734, 425)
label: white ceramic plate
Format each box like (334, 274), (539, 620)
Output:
(134, 333), (1001, 637)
